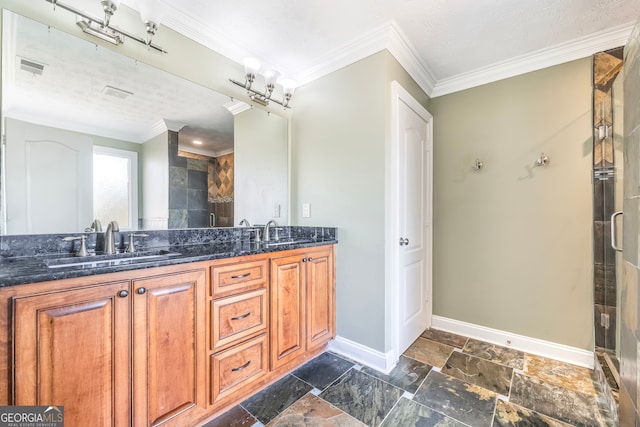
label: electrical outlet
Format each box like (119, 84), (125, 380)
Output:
(302, 203), (311, 218)
(273, 204), (280, 218)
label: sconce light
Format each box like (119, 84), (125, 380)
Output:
(229, 58), (297, 109)
(45, 0), (167, 53)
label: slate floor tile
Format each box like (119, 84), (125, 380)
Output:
(441, 351), (513, 395)
(201, 405), (257, 427)
(421, 329), (469, 349)
(403, 337), (454, 368)
(380, 397), (465, 426)
(292, 352), (355, 390)
(241, 375), (313, 424)
(492, 399), (573, 426)
(413, 371), (497, 427)
(509, 372), (605, 426)
(524, 354), (597, 396)
(319, 369), (404, 427)
(462, 339), (525, 369)
(266, 393), (366, 426)
(362, 355), (432, 394)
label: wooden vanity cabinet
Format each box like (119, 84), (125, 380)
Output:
(132, 270), (207, 427)
(12, 281), (132, 427)
(3, 244), (335, 426)
(209, 257), (270, 406)
(270, 246), (335, 370)
(9, 266), (207, 427)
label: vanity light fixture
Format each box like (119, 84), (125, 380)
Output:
(229, 58), (297, 109)
(45, 0), (167, 53)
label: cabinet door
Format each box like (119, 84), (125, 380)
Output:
(306, 248), (335, 351)
(270, 254), (306, 370)
(13, 281), (131, 427)
(132, 269), (206, 427)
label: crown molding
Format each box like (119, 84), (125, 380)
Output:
(431, 22), (635, 97)
(158, 5), (634, 100)
(293, 21), (436, 97)
(385, 22), (437, 96)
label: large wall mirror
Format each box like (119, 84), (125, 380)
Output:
(0, 9), (288, 235)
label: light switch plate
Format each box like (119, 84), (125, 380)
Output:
(302, 203), (311, 218)
(273, 204), (280, 218)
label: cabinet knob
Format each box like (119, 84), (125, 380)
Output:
(308, 257), (313, 262)
(118, 290), (129, 298)
(137, 287), (147, 295)
(302, 258), (307, 262)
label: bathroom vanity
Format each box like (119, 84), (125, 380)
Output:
(0, 227), (336, 427)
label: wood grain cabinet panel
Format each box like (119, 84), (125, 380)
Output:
(270, 246), (336, 370)
(305, 249), (335, 351)
(210, 333), (268, 403)
(211, 259), (268, 297)
(212, 289), (268, 351)
(270, 255), (306, 370)
(133, 269), (206, 427)
(13, 281), (131, 427)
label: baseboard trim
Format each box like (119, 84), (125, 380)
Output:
(328, 336), (397, 374)
(431, 315), (594, 369)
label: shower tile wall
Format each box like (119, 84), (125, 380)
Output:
(168, 131), (211, 228)
(618, 20), (640, 425)
(168, 133), (235, 228)
(593, 47), (624, 351)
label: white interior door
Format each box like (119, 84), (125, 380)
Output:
(5, 118), (93, 234)
(391, 82), (433, 356)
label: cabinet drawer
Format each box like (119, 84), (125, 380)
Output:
(211, 259), (268, 296)
(212, 289), (267, 351)
(211, 333), (268, 403)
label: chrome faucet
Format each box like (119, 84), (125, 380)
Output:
(239, 219), (251, 227)
(104, 221), (120, 254)
(263, 219), (279, 242)
(84, 219), (102, 232)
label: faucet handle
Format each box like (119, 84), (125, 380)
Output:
(126, 233), (149, 253)
(273, 227), (283, 241)
(63, 235), (89, 257)
(247, 228), (262, 243)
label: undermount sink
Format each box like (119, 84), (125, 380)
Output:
(44, 250), (181, 269)
(264, 239), (314, 247)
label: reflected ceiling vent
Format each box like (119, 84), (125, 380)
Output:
(19, 58), (45, 76)
(102, 85), (133, 99)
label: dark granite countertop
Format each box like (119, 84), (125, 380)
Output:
(0, 237), (337, 288)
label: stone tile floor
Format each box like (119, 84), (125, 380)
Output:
(202, 329), (616, 426)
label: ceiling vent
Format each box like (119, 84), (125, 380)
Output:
(102, 85), (134, 99)
(19, 58), (45, 76)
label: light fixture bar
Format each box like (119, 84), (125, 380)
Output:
(45, 0), (167, 53)
(229, 78), (292, 109)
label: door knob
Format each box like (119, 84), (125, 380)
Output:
(399, 238), (409, 246)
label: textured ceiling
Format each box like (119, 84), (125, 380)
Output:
(144, 0), (639, 93)
(4, 10), (234, 155)
(4, 1), (640, 152)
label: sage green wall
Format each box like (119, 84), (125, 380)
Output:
(141, 132), (168, 226)
(430, 58), (594, 350)
(291, 50), (429, 353)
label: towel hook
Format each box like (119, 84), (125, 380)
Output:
(536, 153), (550, 167)
(472, 158), (484, 171)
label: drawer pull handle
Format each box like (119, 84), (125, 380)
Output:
(231, 312), (251, 321)
(231, 272), (251, 279)
(231, 360), (251, 372)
